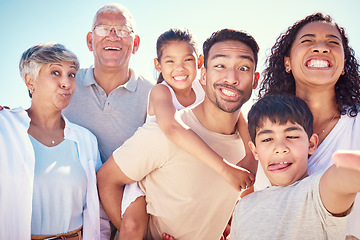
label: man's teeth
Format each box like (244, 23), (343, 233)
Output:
(221, 89), (236, 97)
(307, 59), (329, 68)
(173, 76), (187, 81)
(104, 47), (120, 50)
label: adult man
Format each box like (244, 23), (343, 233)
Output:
(62, 3), (154, 163)
(97, 29), (260, 239)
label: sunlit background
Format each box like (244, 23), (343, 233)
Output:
(1, 0), (359, 115)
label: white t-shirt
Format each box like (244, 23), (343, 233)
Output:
(30, 137), (87, 235)
(146, 79), (205, 122)
(231, 173), (349, 240)
(254, 110), (360, 238)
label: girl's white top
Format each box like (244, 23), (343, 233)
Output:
(146, 79), (205, 122)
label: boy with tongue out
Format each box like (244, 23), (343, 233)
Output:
(230, 95), (360, 240)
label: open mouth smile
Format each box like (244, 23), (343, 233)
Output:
(173, 75), (188, 81)
(216, 84), (241, 100)
(221, 88), (237, 97)
(305, 59), (331, 68)
(104, 46), (121, 51)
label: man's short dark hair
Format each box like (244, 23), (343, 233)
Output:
(248, 95), (314, 144)
(202, 29), (259, 69)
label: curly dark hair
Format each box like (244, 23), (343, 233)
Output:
(258, 12), (360, 117)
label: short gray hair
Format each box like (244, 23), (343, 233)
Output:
(19, 43), (79, 81)
(92, 3), (136, 32)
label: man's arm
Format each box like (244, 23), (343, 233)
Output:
(320, 151), (360, 216)
(97, 155), (135, 229)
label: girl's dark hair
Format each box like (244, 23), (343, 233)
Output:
(259, 12), (360, 117)
(156, 28), (198, 84)
(248, 95), (314, 144)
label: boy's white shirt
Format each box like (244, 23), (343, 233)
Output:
(254, 111), (360, 237)
(232, 172), (349, 240)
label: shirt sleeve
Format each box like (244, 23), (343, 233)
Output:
(312, 172), (350, 218)
(90, 132), (102, 172)
(112, 122), (170, 181)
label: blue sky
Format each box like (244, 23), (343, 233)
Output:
(1, 0), (359, 113)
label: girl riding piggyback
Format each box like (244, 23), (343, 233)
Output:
(118, 28), (257, 240)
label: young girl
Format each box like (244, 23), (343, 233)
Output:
(119, 28), (257, 240)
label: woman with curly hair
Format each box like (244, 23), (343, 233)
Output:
(258, 12), (360, 239)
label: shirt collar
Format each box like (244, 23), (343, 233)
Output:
(83, 66), (97, 87)
(124, 68), (138, 92)
(10, 107), (80, 143)
(83, 66), (138, 92)
(63, 115), (80, 142)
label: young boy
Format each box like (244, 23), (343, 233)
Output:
(230, 95), (359, 240)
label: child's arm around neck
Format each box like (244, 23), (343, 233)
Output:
(148, 84), (255, 192)
(236, 112), (258, 197)
(236, 112), (258, 175)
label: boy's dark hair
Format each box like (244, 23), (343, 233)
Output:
(248, 95), (314, 144)
(202, 29), (259, 69)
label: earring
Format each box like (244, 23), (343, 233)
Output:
(341, 69), (345, 75)
(29, 88), (34, 94)
(285, 67), (291, 73)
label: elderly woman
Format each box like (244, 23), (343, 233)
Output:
(0, 43), (107, 239)
(258, 13), (360, 239)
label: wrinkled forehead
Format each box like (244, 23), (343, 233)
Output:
(93, 11), (136, 31)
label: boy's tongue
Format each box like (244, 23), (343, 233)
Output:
(267, 162), (292, 172)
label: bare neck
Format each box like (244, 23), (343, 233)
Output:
(297, 87), (339, 144)
(297, 87), (338, 121)
(27, 104), (63, 130)
(192, 99), (240, 135)
(93, 66), (131, 95)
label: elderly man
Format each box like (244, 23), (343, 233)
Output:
(61, 4), (153, 239)
(97, 29), (260, 239)
(63, 3), (154, 163)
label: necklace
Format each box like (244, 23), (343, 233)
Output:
(30, 120), (59, 145)
(317, 113), (337, 135)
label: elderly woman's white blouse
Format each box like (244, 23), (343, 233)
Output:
(0, 107), (109, 239)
